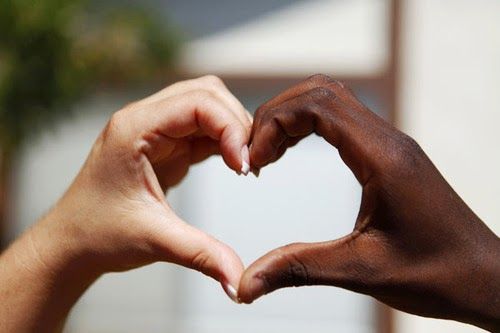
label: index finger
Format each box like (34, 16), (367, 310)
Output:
(131, 89), (251, 174)
(249, 76), (391, 185)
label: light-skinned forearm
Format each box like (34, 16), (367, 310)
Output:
(0, 213), (101, 333)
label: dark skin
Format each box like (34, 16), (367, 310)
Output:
(237, 74), (500, 332)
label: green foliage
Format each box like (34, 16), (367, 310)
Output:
(0, 0), (180, 153)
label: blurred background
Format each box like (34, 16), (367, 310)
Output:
(0, 0), (499, 332)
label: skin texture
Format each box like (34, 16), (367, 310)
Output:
(0, 74), (498, 332)
(238, 74), (500, 332)
(0, 76), (250, 332)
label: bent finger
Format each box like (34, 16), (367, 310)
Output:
(138, 89), (250, 173)
(138, 75), (252, 135)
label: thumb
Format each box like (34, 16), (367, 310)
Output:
(238, 233), (379, 304)
(152, 211), (244, 303)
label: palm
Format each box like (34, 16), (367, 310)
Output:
(150, 132), (219, 192)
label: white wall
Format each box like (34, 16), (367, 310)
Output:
(396, 0), (500, 332)
(180, 0), (389, 77)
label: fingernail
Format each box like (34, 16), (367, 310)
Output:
(223, 282), (240, 304)
(241, 146), (250, 176)
(251, 167), (260, 178)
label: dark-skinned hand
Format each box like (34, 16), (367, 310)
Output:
(237, 74), (500, 332)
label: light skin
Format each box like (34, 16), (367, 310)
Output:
(0, 74), (498, 332)
(0, 76), (251, 332)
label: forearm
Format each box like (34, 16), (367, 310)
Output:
(459, 235), (500, 331)
(0, 214), (100, 333)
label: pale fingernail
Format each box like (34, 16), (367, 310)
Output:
(223, 282), (240, 304)
(241, 146), (250, 176)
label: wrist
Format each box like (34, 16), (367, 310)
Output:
(28, 209), (103, 285)
(0, 211), (102, 332)
(445, 234), (500, 331)
(468, 237), (500, 331)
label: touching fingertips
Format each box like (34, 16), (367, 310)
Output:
(218, 124), (248, 174)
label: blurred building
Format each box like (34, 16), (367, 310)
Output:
(8, 0), (500, 332)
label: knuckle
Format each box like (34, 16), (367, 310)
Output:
(286, 256), (310, 286)
(111, 109), (128, 127)
(333, 80), (349, 90)
(102, 111), (126, 140)
(306, 74), (349, 94)
(277, 243), (311, 286)
(201, 74), (225, 88)
(307, 73), (335, 85)
(399, 133), (422, 151)
(387, 133), (425, 173)
(99, 110), (137, 155)
(307, 86), (337, 102)
(398, 134), (424, 159)
(191, 88), (217, 103)
(191, 250), (211, 273)
(253, 103), (269, 121)
(269, 109), (283, 124)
